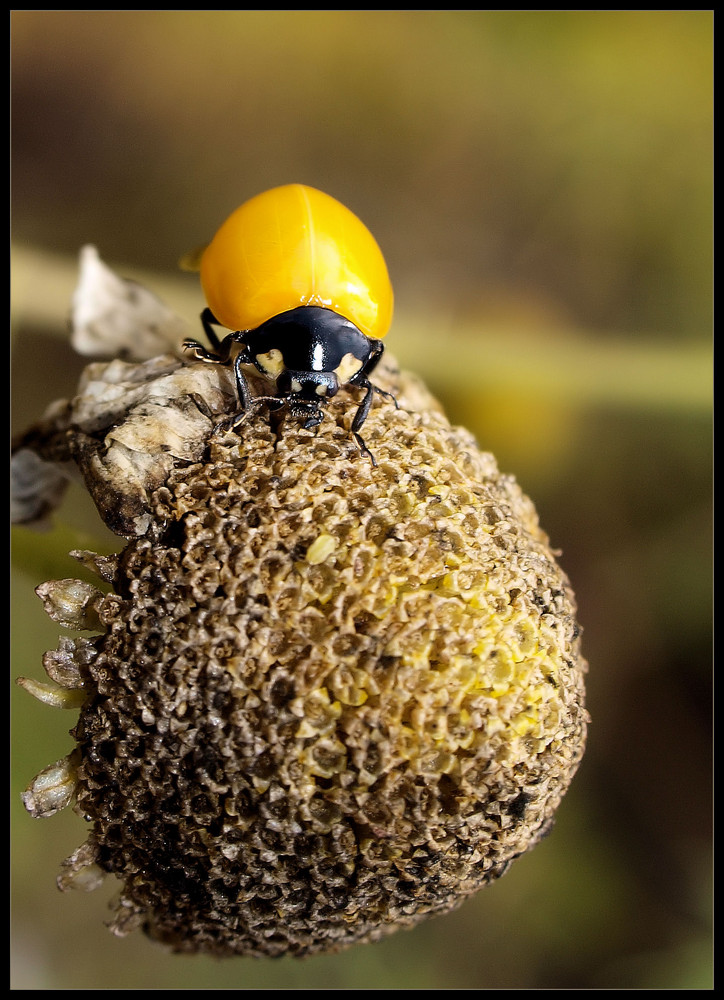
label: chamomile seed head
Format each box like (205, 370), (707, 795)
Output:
(15, 256), (587, 957)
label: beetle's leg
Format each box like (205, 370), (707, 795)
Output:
(184, 328), (243, 368)
(349, 379), (378, 466)
(353, 431), (376, 466)
(213, 347), (266, 433)
(353, 432), (376, 465)
(201, 307), (224, 351)
(302, 407), (325, 430)
(183, 338), (224, 363)
(350, 379), (375, 435)
(356, 341), (399, 410)
(373, 385), (399, 409)
(232, 349), (254, 412)
(363, 339), (385, 374)
(183, 309), (238, 362)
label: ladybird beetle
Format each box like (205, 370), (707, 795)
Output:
(183, 184), (396, 462)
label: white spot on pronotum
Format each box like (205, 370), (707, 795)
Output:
(312, 342), (325, 370)
(335, 352), (363, 384)
(255, 348), (285, 379)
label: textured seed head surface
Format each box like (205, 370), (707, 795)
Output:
(17, 330), (587, 957)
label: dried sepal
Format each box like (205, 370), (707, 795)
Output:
(16, 676), (86, 709)
(42, 636), (96, 688)
(22, 751), (80, 818)
(57, 840), (106, 893)
(35, 579), (105, 631)
(70, 549), (119, 584)
(10, 448), (71, 526)
(107, 896), (146, 939)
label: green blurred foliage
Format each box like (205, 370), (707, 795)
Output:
(11, 10), (712, 990)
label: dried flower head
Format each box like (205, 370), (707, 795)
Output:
(14, 249), (587, 957)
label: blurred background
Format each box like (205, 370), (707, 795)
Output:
(11, 11), (712, 990)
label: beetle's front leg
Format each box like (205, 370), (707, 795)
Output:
(361, 342), (399, 410)
(348, 379), (377, 465)
(182, 338), (225, 363)
(350, 379), (375, 436)
(201, 307), (225, 351)
(183, 309), (239, 363)
(232, 350), (254, 413)
(349, 368), (399, 465)
(373, 385), (399, 409)
(213, 348), (259, 433)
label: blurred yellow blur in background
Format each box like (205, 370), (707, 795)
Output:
(11, 11), (712, 990)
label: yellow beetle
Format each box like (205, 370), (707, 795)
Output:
(183, 184), (396, 461)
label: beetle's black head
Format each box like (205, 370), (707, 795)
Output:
(275, 368), (339, 429)
(277, 367), (340, 400)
